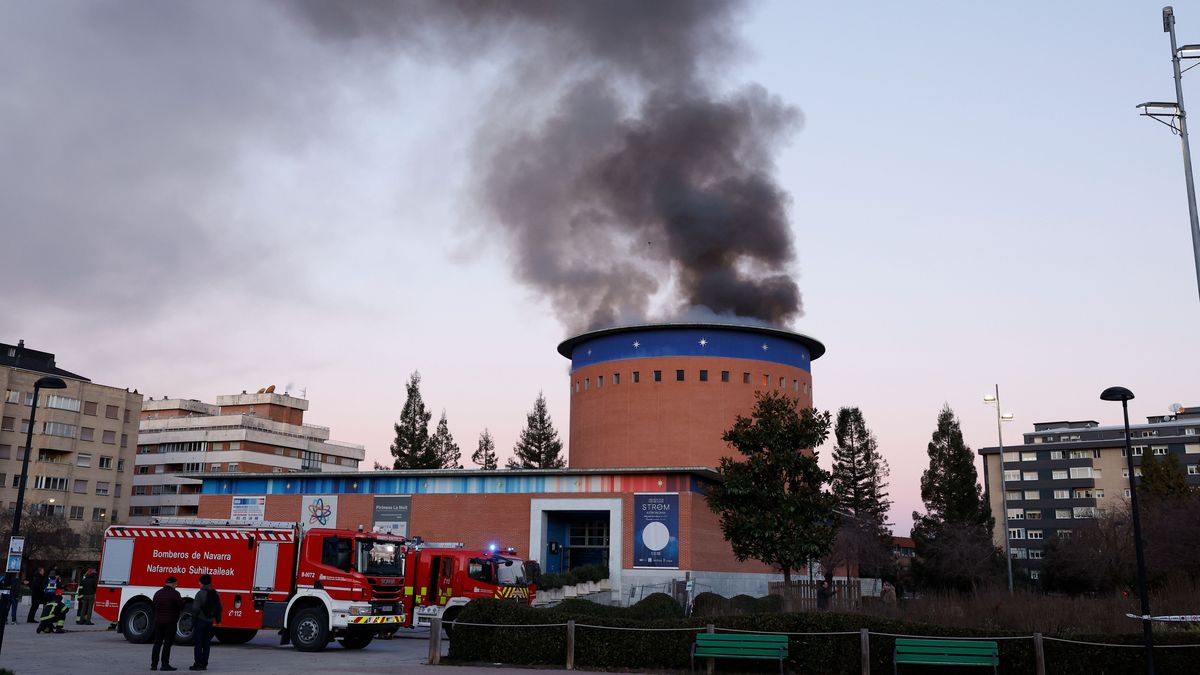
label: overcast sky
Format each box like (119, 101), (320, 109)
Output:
(5, 1), (1200, 534)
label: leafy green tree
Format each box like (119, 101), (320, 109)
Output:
(389, 372), (439, 469)
(910, 404), (998, 591)
(429, 410), (462, 469)
(1138, 451), (1192, 502)
(472, 428), (498, 470)
(705, 390), (836, 582)
(507, 392), (565, 469)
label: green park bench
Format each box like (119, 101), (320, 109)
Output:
(893, 637), (999, 673)
(692, 632), (789, 674)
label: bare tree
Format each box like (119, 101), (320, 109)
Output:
(0, 506), (78, 568)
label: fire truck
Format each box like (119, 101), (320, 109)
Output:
(94, 521), (538, 650)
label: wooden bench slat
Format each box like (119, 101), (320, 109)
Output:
(896, 654), (998, 665)
(897, 646), (998, 656)
(895, 638), (998, 649)
(695, 647), (787, 656)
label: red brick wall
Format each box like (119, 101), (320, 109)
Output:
(569, 356), (812, 470)
(198, 495), (231, 519)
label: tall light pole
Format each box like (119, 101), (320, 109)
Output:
(984, 386), (1015, 594)
(1101, 386), (1154, 675)
(0, 375), (66, 655)
(1138, 6), (1200, 302)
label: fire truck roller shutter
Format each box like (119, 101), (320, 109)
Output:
(100, 538), (134, 585)
(254, 542), (280, 591)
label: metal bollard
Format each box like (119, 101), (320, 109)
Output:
(428, 616), (442, 665)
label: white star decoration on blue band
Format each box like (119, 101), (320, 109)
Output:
(632, 341), (640, 349)
(698, 339), (707, 347)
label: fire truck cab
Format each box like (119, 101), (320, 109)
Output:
(94, 520), (407, 652)
(404, 543), (537, 637)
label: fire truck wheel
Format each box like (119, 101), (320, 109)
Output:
(441, 607), (462, 641)
(214, 628), (258, 644)
(338, 632), (374, 650)
(174, 608), (197, 646)
(121, 599), (155, 644)
(289, 607), (329, 652)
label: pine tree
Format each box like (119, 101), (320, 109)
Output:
(1137, 451), (1192, 502)
(429, 410), (462, 469)
(389, 372), (438, 469)
(507, 392), (565, 469)
(705, 390), (836, 582)
(910, 404), (999, 591)
(830, 407), (891, 524)
(473, 429), (498, 470)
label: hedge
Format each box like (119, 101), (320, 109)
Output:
(449, 598), (1200, 674)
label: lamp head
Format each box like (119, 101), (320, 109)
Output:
(35, 376), (67, 390)
(1100, 386), (1135, 402)
(1001, 413), (1014, 421)
(983, 395), (997, 403)
(1165, 6), (1175, 33)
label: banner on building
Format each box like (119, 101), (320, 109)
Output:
(633, 493), (679, 568)
(301, 495), (338, 531)
(231, 496), (266, 523)
(373, 496), (412, 536)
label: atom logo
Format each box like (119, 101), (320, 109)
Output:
(307, 498), (333, 526)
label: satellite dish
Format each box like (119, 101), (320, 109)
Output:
(1170, 403), (1182, 414)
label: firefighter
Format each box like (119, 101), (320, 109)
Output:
(36, 594), (68, 633)
(76, 568), (97, 625)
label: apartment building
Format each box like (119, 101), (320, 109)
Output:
(979, 407), (1200, 580)
(0, 340), (142, 563)
(131, 389), (364, 522)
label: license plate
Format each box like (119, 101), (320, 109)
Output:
(378, 605), (393, 613)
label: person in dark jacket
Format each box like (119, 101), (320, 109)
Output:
(26, 567), (46, 623)
(76, 568), (97, 625)
(816, 578), (837, 610)
(36, 594), (67, 633)
(189, 574), (222, 671)
(151, 576), (184, 672)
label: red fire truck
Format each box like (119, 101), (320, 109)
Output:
(95, 520), (408, 651)
(95, 521), (538, 650)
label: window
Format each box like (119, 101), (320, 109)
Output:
(1027, 530), (1044, 540)
(762, 374), (769, 386)
(1010, 548), (1028, 559)
(1007, 508), (1024, 520)
(69, 506), (84, 520)
(105, 405), (119, 419)
(99, 456), (113, 469)
(632, 371), (640, 384)
(1073, 507), (1097, 518)
(124, 409), (131, 423)
(76, 453), (92, 467)
(95, 481), (110, 496)
(3, 390), (20, 404)
(133, 486), (148, 496)
(184, 462), (203, 472)
(10, 475), (23, 489)
(597, 375), (603, 388)
(676, 370), (685, 382)
(1093, 469), (1102, 480)
(1022, 471), (1038, 481)
(84, 401), (97, 415)
(227, 463), (239, 473)
(43, 422), (77, 438)
(101, 430), (115, 445)
(135, 466), (150, 475)
(120, 434), (128, 449)
(80, 427), (94, 441)
(1069, 450), (1091, 459)
(1187, 428), (1197, 436)
(33, 476), (67, 491)
(1005, 490), (1021, 501)
(92, 508), (107, 522)
(1073, 489), (1096, 499)
(45, 395), (81, 412)
(1024, 490), (1040, 500)
(1058, 530), (1073, 539)
(0, 445), (8, 460)
(778, 377), (785, 388)
(1123, 446), (1145, 457)
(742, 372), (750, 384)
(613, 373), (620, 385)
(699, 370), (708, 382)
(584, 378), (589, 391)
(73, 480), (87, 494)
(1055, 509), (1072, 519)
(1153, 446), (1169, 455)
(1028, 550), (1044, 561)
(721, 371), (730, 382)
(117, 459), (124, 472)
(1049, 450), (1066, 460)
(1009, 528), (1025, 540)
(32, 504), (65, 518)
(1189, 464), (1199, 476)
(653, 370), (662, 382)
(1003, 470), (1020, 482)
(1002, 451), (1019, 463)
(115, 483), (122, 497)
(1094, 489), (1105, 499)
(1020, 451), (1038, 462)
(321, 536), (353, 571)
(1052, 470), (1068, 480)
(1026, 510), (1042, 520)
(793, 379), (799, 392)
(1069, 467), (1093, 479)
(573, 382), (579, 394)
(1124, 488), (1132, 498)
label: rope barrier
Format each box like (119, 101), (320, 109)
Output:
(576, 624), (706, 632)
(448, 621), (568, 628)
(716, 627), (860, 636)
(1042, 636), (1200, 649)
(869, 631), (1031, 641)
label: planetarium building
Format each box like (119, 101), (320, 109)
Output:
(196, 323), (825, 598)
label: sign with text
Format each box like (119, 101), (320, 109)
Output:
(633, 493), (679, 568)
(301, 495), (338, 531)
(6, 536), (24, 573)
(372, 496), (411, 536)
(230, 496), (266, 523)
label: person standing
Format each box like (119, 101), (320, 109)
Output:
(189, 574), (222, 671)
(76, 568), (97, 625)
(25, 567), (46, 623)
(816, 578), (836, 610)
(151, 576), (184, 672)
(881, 581), (897, 607)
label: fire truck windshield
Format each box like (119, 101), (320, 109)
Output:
(495, 557), (527, 586)
(357, 539), (403, 577)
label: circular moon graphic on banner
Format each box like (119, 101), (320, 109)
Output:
(642, 521), (670, 552)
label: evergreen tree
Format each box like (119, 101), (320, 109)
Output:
(472, 429), (498, 470)
(910, 404), (999, 591)
(1137, 451), (1192, 502)
(830, 407), (891, 523)
(429, 410), (462, 469)
(507, 392), (565, 468)
(389, 372), (439, 469)
(705, 391), (837, 582)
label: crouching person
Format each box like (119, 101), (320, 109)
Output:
(36, 595), (67, 633)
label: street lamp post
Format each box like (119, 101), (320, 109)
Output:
(1138, 6), (1200, 302)
(1101, 386), (1154, 675)
(0, 375), (67, 655)
(984, 386), (1015, 594)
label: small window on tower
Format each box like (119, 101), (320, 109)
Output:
(653, 370), (662, 382)
(699, 370), (708, 382)
(742, 372), (750, 384)
(721, 371), (730, 382)
(762, 374), (769, 386)
(676, 370), (685, 381)
(597, 375), (603, 388)
(613, 373), (620, 385)
(632, 371), (640, 383)
(584, 378), (589, 390)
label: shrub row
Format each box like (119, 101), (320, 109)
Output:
(537, 563), (609, 590)
(449, 597), (1200, 674)
(692, 591), (783, 617)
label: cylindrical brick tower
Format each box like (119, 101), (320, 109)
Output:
(558, 323), (825, 470)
